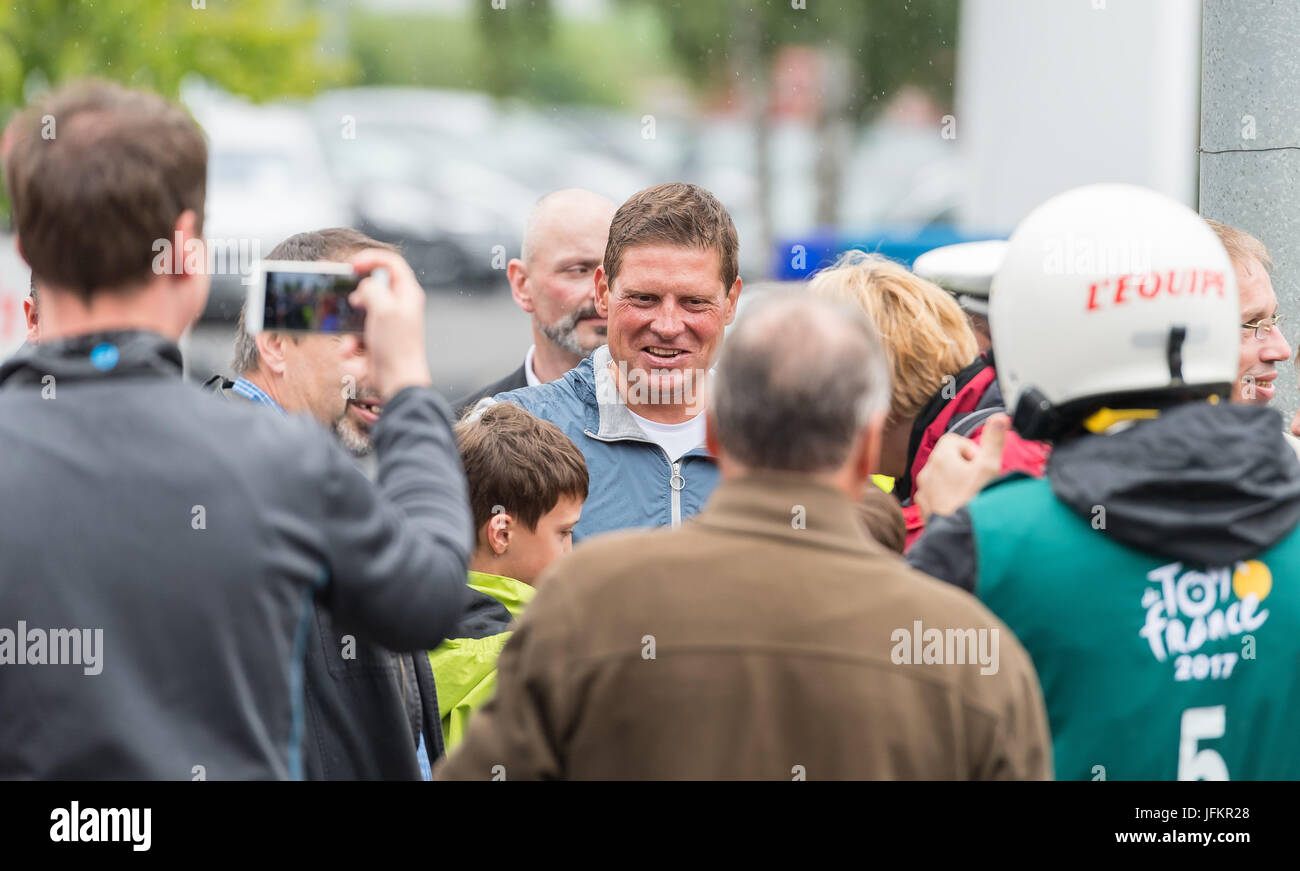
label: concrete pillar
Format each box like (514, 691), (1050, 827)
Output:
(1200, 0), (1300, 425)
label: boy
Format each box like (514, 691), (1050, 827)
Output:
(430, 403), (589, 750)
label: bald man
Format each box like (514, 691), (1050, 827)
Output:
(454, 189), (617, 415)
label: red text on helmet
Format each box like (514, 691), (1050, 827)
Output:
(1085, 269), (1226, 312)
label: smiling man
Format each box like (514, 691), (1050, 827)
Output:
(475, 183), (741, 541)
(1206, 220), (1292, 405)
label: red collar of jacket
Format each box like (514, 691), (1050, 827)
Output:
(897, 356), (997, 501)
(897, 356), (1051, 551)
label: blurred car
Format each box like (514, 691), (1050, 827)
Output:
(311, 88), (652, 289)
(840, 118), (963, 229)
(312, 115), (534, 287)
(486, 104), (652, 202)
(314, 87), (653, 203)
(546, 104), (690, 185)
(677, 118), (820, 278)
(187, 90), (353, 321)
(679, 114), (965, 279)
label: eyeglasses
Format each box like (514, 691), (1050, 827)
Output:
(1242, 313), (1286, 341)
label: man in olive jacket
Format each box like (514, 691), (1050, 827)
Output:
(437, 293), (1051, 780)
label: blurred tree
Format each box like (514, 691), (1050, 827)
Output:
(0, 0), (348, 117)
(474, 0), (555, 100)
(623, 0), (958, 269)
(0, 0), (349, 219)
(351, 2), (667, 108)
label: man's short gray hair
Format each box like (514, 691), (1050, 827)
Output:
(711, 292), (891, 473)
(1205, 218), (1272, 272)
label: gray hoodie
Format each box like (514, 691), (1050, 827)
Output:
(0, 330), (472, 779)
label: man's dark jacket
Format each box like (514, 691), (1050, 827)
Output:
(452, 363), (527, 420)
(205, 376), (448, 779)
(908, 402), (1300, 591)
(0, 331), (473, 779)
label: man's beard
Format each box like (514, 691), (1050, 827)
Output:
(540, 305), (605, 356)
(334, 404), (375, 457)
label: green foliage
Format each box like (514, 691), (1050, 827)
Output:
(621, 0), (959, 118)
(847, 0), (959, 115)
(474, 0), (554, 99)
(0, 0), (349, 117)
(0, 0), (350, 220)
(350, 11), (492, 96)
(350, 3), (673, 107)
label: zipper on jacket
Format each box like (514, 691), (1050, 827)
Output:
(669, 460), (685, 528)
(584, 427), (693, 529)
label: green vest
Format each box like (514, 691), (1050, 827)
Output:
(428, 571), (535, 752)
(969, 476), (1300, 781)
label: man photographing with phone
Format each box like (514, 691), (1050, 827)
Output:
(0, 80), (473, 780)
(209, 229), (451, 779)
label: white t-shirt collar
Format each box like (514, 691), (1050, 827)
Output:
(523, 345), (542, 387)
(626, 407), (707, 462)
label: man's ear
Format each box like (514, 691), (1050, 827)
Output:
(723, 276), (742, 325)
(22, 295), (38, 344)
(487, 510), (513, 555)
(594, 266), (611, 317)
(507, 258), (533, 313)
(170, 209), (210, 330)
(255, 331), (290, 376)
(171, 209), (205, 279)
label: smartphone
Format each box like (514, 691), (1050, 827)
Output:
(245, 260), (366, 335)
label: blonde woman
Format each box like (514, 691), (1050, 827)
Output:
(809, 250), (1049, 548)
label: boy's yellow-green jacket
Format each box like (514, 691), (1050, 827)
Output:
(428, 571), (535, 751)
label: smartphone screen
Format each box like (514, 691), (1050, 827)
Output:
(261, 267), (364, 333)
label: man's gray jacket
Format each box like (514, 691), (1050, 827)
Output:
(0, 330), (473, 779)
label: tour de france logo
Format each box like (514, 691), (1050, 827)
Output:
(1138, 560), (1271, 682)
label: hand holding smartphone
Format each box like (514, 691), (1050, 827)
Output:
(245, 260), (368, 335)
(246, 254), (431, 400)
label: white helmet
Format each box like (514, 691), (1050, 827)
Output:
(913, 240), (1008, 318)
(990, 183), (1239, 440)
